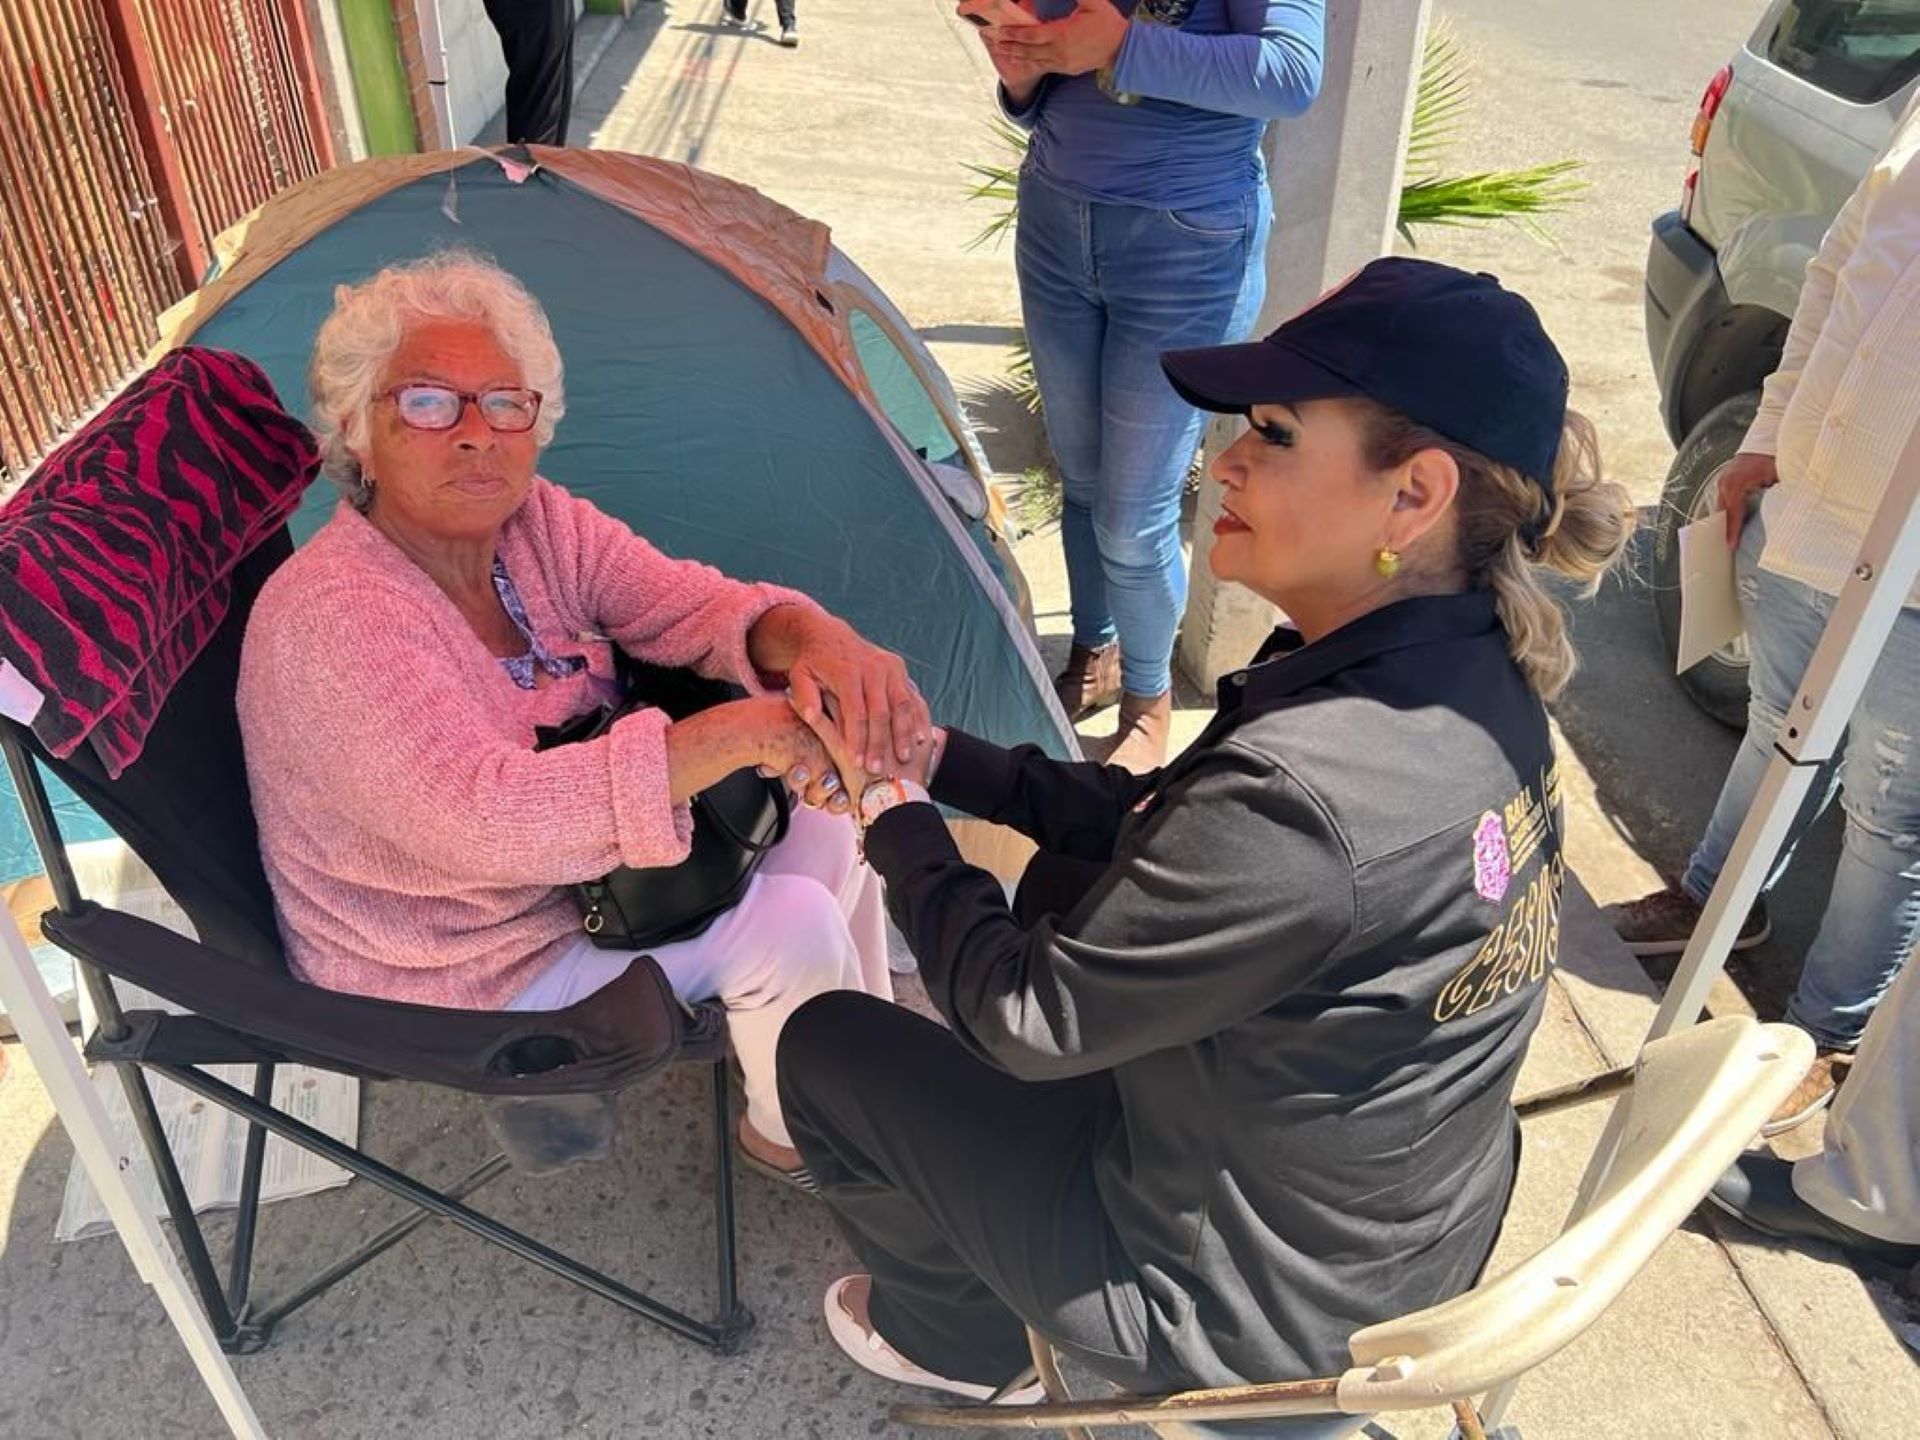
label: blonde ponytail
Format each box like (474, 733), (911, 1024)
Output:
(1360, 406), (1634, 700)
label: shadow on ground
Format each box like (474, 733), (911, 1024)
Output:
(0, 1054), (916, 1439)
(572, 7), (767, 167)
(955, 373), (1049, 489)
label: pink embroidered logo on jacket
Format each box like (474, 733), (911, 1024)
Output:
(1472, 811), (1512, 904)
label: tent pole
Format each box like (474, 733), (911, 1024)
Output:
(1483, 413), (1920, 1430)
(0, 910), (267, 1439)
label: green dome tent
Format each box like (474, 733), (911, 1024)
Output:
(0, 147), (1072, 886)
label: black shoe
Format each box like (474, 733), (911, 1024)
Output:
(1705, 1151), (1920, 1267)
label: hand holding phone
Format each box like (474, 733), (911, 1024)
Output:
(956, 0), (1039, 31)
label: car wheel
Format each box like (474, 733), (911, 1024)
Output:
(1652, 392), (1756, 729)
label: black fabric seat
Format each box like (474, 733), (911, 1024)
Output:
(0, 360), (752, 1357)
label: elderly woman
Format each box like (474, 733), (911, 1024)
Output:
(237, 252), (923, 1185)
(775, 260), (1635, 1418)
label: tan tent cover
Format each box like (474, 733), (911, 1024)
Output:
(159, 147), (865, 399)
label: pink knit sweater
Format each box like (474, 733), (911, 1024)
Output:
(236, 478), (811, 1009)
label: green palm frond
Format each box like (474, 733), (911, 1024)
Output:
(1397, 161), (1589, 243)
(1406, 19), (1472, 172)
(1015, 462), (1064, 528)
(1397, 18), (1585, 242)
(1007, 335), (1039, 412)
(964, 118), (1029, 251)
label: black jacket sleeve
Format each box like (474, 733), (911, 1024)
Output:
(929, 728), (1161, 862)
(868, 739), (1358, 1080)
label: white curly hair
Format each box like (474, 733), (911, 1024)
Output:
(308, 250), (566, 503)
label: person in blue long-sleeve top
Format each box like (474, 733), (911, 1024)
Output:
(986, 0), (1326, 772)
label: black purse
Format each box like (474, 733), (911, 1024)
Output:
(534, 656), (791, 950)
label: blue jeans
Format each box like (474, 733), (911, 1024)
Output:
(1681, 508), (1920, 1049)
(1016, 170), (1271, 697)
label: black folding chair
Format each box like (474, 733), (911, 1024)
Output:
(1, 402), (752, 1362)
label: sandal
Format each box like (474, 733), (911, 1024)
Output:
(735, 1142), (819, 1195)
(823, 1275), (1045, 1403)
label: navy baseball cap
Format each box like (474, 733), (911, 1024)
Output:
(1160, 257), (1570, 496)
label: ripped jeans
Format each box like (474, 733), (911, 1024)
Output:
(1681, 509), (1920, 1050)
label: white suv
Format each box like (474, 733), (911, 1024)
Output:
(1643, 0), (1920, 723)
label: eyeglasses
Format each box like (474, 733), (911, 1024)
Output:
(379, 383), (543, 434)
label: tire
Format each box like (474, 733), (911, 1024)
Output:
(1651, 392), (1757, 729)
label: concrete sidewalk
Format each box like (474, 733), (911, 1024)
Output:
(0, 3), (1913, 1437)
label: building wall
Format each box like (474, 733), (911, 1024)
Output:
(417, 0), (588, 146)
(439, 0), (513, 143)
(308, 0), (369, 160)
(330, 0), (593, 155)
(391, 2), (440, 149)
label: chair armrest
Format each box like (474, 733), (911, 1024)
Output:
(43, 901), (690, 1096)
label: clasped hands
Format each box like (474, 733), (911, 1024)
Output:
(748, 610), (935, 820)
(767, 699), (939, 822)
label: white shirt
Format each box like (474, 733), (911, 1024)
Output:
(1745, 90), (1920, 607)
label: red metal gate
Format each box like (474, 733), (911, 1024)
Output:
(0, 0), (332, 483)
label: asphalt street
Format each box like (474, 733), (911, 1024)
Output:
(1418, 0), (1758, 503)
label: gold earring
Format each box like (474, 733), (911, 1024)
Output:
(1375, 548), (1401, 579)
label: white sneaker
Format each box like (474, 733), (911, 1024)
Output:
(779, 23), (800, 46)
(823, 1275), (1045, 1403)
(720, 2), (746, 26)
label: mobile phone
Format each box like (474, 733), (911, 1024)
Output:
(956, 0), (1038, 30)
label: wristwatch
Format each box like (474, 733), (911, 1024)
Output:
(858, 777), (931, 827)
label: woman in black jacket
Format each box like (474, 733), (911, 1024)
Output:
(774, 258), (1634, 1419)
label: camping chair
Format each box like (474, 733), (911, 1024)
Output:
(0, 375), (753, 1359)
(894, 1014), (1814, 1438)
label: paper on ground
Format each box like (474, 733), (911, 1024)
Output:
(54, 875), (358, 1242)
(1676, 512), (1746, 674)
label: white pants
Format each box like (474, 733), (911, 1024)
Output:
(509, 807), (891, 1146)
(1793, 947), (1920, 1244)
